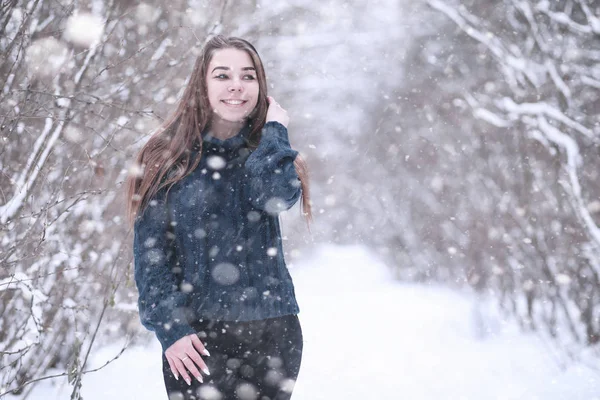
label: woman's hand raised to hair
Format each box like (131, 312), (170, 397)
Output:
(265, 96), (289, 128)
(164, 333), (211, 386)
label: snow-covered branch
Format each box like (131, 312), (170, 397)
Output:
(428, 0), (600, 356)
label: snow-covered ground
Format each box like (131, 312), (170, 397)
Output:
(9, 244), (600, 399)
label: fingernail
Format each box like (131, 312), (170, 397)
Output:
(173, 374), (179, 381)
(202, 367), (211, 376)
(203, 349), (211, 357)
(196, 375), (204, 383)
(185, 377), (191, 385)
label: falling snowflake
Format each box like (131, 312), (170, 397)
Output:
(180, 282), (194, 293)
(264, 197), (286, 214)
(25, 37), (69, 79)
(556, 274), (571, 285)
(194, 228), (207, 239)
(247, 211), (261, 222)
(64, 13), (104, 47)
(211, 263), (240, 285)
(197, 385), (223, 400)
(207, 155), (226, 170)
(235, 382), (258, 400)
(135, 3), (160, 25)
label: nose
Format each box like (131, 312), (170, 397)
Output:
(228, 79), (243, 92)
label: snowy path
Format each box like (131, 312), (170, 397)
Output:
(290, 245), (599, 400)
(9, 244), (600, 399)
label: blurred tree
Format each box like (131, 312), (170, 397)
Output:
(0, 0), (231, 395)
(426, 0), (600, 359)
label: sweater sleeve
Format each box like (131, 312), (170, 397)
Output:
(245, 121), (302, 214)
(133, 186), (196, 352)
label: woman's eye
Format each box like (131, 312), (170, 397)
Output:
(214, 74), (255, 80)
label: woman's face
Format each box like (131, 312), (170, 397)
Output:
(205, 48), (260, 124)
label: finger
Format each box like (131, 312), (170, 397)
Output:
(165, 355), (179, 381)
(187, 347), (211, 377)
(191, 334), (211, 357)
(173, 358), (193, 386)
(182, 355), (205, 383)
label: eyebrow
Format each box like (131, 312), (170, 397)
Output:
(211, 66), (256, 73)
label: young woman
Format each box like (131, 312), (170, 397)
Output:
(125, 35), (312, 400)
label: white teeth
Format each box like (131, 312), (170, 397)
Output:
(223, 100), (244, 105)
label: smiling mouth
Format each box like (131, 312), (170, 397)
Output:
(222, 100), (247, 106)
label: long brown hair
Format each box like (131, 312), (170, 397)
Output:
(124, 35), (312, 230)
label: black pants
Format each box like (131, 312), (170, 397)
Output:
(162, 314), (303, 400)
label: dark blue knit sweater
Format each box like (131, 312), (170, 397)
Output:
(133, 121), (302, 351)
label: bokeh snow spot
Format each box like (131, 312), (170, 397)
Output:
(64, 13), (104, 47)
(185, 7), (208, 26)
(264, 197), (286, 214)
(211, 263), (240, 286)
(226, 357), (242, 370)
(135, 3), (160, 25)
(267, 356), (283, 369)
(194, 228), (207, 239)
(209, 245), (220, 258)
(267, 247), (277, 257)
(235, 382), (258, 400)
(197, 385), (222, 400)
(144, 249), (164, 265)
(180, 282), (194, 293)
(207, 155), (226, 170)
(264, 369), (283, 386)
(240, 364), (254, 378)
(25, 38), (69, 78)
(523, 280), (535, 291)
(247, 211), (261, 222)
(64, 125), (84, 144)
(143, 237), (157, 248)
(279, 378), (296, 393)
(556, 274), (571, 285)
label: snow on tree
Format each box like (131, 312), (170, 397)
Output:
(426, 0), (600, 358)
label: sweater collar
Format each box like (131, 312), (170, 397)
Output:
(202, 123), (251, 153)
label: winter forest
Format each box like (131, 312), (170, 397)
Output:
(2, 0), (600, 399)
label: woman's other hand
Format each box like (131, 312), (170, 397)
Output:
(266, 96), (289, 128)
(164, 333), (211, 385)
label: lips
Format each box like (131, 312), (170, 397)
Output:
(221, 99), (247, 106)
